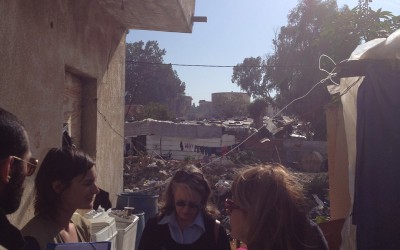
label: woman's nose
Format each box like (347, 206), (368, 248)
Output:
(92, 184), (100, 194)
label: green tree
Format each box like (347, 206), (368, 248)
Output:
(231, 0), (399, 139)
(135, 102), (173, 121)
(212, 95), (249, 119)
(267, 0), (346, 140)
(231, 57), (268, 99)
(125, 41), (186, 120)
(355, 0), (400, 41)
(248, 99), (269, 128)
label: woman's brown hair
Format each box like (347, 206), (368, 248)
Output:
(34, 147), (95, 219)
(231, 163), (312, 250)
(159, 164), (218, 218)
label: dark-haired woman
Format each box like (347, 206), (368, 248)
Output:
(22, 147), (100, 250)
(138, 165), (231, 250)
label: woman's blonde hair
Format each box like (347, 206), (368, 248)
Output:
(231, 163), (311, 250)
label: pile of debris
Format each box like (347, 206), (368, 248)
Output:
(123, 155), (239, 196)
(123, 154), (329, 224)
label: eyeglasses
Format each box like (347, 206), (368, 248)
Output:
(225, 198), (243, 215)
(175, 200), (202, 209)
(174, 170), (206, 185)
(11, 156), (38, 176)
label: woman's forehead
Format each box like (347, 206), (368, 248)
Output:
(173, 183), (193, 193)
(173, 184), (201, 199)
(84, 167), (96, 178)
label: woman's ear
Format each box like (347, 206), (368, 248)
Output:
(52, 180), (64, 194)
(0, 157), (13, 184)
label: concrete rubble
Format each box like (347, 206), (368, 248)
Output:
(123, 155), (329, 226)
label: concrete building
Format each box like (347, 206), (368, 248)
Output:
(1, 0), (198, 227)
(168, 95), (193, 118)
(194, 100), (213, 119)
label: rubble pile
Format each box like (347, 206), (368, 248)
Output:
(123, 155), (329, 222)
(123, 155), (240, 197)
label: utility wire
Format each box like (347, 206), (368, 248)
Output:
(200, 54), (340, 168)
(124, 54), (361, 191)
(125, 60), (317, 69)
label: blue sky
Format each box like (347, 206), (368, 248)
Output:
(126, 0), (400, 105)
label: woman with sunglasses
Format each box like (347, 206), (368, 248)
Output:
(138, 165), (231, 250)
(227, 164), (328, 250)
(21, 147), (100, 250)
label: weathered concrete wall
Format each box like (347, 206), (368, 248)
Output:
(0, 0), (126, 227)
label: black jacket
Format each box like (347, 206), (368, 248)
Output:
(0, 209), (24, 250)
(138, 213), (231, 250)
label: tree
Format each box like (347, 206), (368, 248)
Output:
(231, 57), (268, 99)
(355, 0), (400, 41)
(266, 0), (348, 140)
(231, 0), (400, 139)
(125, 41), (186, 120)
(248, 99), (268, 129)
(135, 102), (173, 121)
(212, 95), (249, 119)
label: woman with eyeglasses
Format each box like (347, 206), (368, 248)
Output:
(226, 164), (328, 250)
(21, 147), (100, 250)
(138, 165), (231, 250)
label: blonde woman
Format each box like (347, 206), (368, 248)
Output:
(138, 165), (230, 250)
(227, 164), (328, 250)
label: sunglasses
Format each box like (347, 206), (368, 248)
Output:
(175, 200), (202, 209)
(11, 156), (38, 176)
(225, 198), (243, 215)
(174, 170), (206, 185)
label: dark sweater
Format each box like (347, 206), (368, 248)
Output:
(138, 214), (231, 250)
(0, 209), (24, 250)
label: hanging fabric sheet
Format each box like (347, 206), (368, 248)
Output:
(353, 61), (400, 249)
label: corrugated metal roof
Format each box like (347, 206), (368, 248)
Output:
(125, 119), (223, 138)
